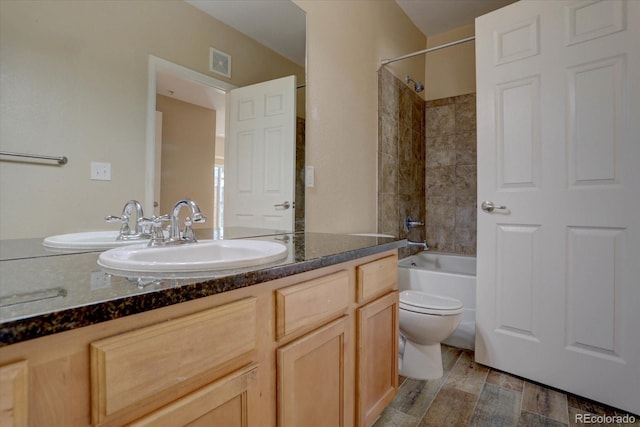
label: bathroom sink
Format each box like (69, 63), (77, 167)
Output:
(97, 239), (289, 275)
(43, 231), (151, 250)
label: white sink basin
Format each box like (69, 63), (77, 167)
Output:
(43, 231), (150, 250)
(97, 239), (289, 275)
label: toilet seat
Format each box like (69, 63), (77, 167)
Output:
(399, 290), (463, 315)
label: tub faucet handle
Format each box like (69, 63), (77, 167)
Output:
(404, 215), (425, 233)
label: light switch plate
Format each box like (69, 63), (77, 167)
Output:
(305, 166), (315, 188)
(91, 162), (111, 181)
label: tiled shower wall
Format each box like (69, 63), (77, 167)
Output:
(377, 67), (477, 256)
(425, 94), (477, 255)
(377, 68), (426, 258)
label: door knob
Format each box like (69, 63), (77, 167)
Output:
(481, 201), (507, 213)
(274, 201), (290, 210)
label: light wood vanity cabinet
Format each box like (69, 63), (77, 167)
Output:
(275, 254), (399, 427)
(0, 249), (399, 427)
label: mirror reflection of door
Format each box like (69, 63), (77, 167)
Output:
(225, 76), (296, 232)
(149, 58), (297, 233)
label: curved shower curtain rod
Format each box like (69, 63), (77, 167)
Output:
(381, 35), (475, 66)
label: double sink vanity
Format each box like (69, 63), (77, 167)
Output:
(0, 220), (405, 427)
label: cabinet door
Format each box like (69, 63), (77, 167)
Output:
(357, 291), (399, 427)
(277, 317), (350, 427)
(0, 360), (28, 427)
(129, 363), (258, 427)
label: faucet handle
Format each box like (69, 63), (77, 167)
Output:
(146, 215), (171, 247)
(182, 217), (197, 242)
(150, 214), (171, 228)
(105, 214), (127, 223)
(137, 217), (156, 235)
(105, 214), (130, 235)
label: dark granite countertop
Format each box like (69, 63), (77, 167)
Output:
(0, 232), (405, 346)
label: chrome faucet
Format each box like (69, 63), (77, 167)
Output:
(105, 200), (151, 240)
(170, 199), (206, 241)
(403, 215), (428, 250)
(146, 199), (206, 246)
(407, 239), (429, 250)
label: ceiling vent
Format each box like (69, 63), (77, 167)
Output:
(209, 48), (231, 78)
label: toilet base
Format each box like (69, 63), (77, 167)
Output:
(399, 340), (444, 380)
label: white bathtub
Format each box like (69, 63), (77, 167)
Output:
(398, 252), (476, 350)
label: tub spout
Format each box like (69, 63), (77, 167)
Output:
(407, 240), (429, 250)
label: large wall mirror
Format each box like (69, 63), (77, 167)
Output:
(0, 0), (306, 242)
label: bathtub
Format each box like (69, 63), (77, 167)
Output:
(398, 252), (476, 350)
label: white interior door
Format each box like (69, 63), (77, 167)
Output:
(225, 75), (296, 231)
(476, 0), (639, 414)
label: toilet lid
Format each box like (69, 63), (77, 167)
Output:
(399, 290), (463, 315)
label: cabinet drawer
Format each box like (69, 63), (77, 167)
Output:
(90, 298), (257, 425)
(356, 255), (398, 303)
(129, 363), (258, 427)
(275, 271), (349, 340)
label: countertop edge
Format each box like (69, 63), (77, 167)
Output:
(0, 240), (405, 347)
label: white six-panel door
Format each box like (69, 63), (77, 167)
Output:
(476, 0), (639, 414)
(225, 75), (296, 231)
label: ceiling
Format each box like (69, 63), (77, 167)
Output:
(184, 1), (516, 66)
(395, 0), (517, 36)
(185, 0), (306, 67)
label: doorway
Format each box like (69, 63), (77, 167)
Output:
(146, 56), (234, 229)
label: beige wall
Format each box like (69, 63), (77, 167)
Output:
(0, 0), (303, 239)
(424, 24), (476, 101)
(156, 95), (215, 226)
(294, 0), (425, 233)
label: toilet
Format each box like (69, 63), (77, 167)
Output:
(398, 290), (464, 380)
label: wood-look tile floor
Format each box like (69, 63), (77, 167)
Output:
(374, 345), (639, 427)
